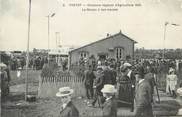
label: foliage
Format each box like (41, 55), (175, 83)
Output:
(41, 61), (58, 77)
(135, 48), (182, 59)
(0, 52), (11, 65)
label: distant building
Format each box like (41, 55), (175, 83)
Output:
(12, 51), (22, 56)
(69, 31), (137, 66)
(49, 48), (69, 58)
(49, 46), (74, 66)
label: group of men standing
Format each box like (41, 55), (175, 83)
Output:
(83, 61), (155, 117)
(84, 63), (117, 106)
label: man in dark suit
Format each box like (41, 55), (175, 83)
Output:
(59, 101), (79, 117)
(84, 65), (96, 99)
(92, 66), (105, 107)
(101, 84), (117, 117)
(135, 66), (154, 117)
(144, 65), (156, 102)
(109, 64), (117, 85)
(56, 87), (79, 117)
(103, 64), (114, 85)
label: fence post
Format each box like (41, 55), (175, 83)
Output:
(38, 76), (42, 98)
(38, 74), (86, 98)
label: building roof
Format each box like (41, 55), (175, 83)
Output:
(48, 47), (70, 55)
(70, 31), (137, 53)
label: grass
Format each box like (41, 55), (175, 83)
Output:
(3, 69), (181, 117)
(154, 100), (180, 115)
(10, 70), (41, 86)
(156, 71), (182, 91)
(2, 96), (180, 117)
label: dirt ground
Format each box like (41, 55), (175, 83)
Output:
(1, 70), (182, 117)
(1, 91), (181, 117)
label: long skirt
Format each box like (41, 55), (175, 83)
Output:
(118, 82), (133, 107)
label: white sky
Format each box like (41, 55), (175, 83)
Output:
(0, 0), (182, 51)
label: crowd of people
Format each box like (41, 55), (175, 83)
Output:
(81, 59), (155, 116)
(68, 57), (182, 117)
(56, 60), (157, 117)
(9, 55), (69, 72)
(78, 55), (182, 75)
(9, 56), (48, 71)
(1, 51), (182, 116)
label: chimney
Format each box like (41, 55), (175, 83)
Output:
(107, 33), (110, 37)
(119, 30), (122, 33)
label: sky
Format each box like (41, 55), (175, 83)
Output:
(0, 0), (182, 51)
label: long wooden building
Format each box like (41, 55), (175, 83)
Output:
(69, 31), (137, 66)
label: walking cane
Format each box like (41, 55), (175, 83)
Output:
(131, 86), (135, 112)
(155, 85), (160, 103)
(154, 74), (160, 103)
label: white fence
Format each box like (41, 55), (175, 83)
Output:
(38, 76), (85, 98)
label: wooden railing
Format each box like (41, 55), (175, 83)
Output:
(38, 76), (85, 98)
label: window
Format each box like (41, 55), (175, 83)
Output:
(116, 47), (124, 59)
(84, 53), (86, 57)
(80, 51), (87, 58)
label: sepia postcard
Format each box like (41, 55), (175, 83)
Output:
(0, 0), (182, 117)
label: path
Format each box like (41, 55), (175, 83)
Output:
(1, 85), (181, 117)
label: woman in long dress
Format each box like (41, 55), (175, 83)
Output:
(166, 68), (178, 98)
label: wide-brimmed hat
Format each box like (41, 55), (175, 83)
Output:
(101, 84), (117, 93)
(97, 66), (103, 70)
(56, 87), (74, 97)
(123, 63), (132, 68)
(0, 63), (7, 68)
(169, 68), (175, 73)
(121, 63), (132, 72)
(177, 88), (182, 97)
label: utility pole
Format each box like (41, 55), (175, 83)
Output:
(25, 0), (31, 101)
(163, 22), (168, 59)
(163, 22), (180, 59)
(46, 13), (55, 64)
(55, 32), (60, 64)
(55, 32), (61, 48)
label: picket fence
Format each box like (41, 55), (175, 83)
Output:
(38, 76), (85, 98)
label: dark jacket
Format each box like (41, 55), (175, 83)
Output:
(144, 73), (156, 96)
(84, 70), (96, 87)
(110, 69), (117, 85)
(135, 80), (153, 117)
(59, 101), (79, 117)
(93, 73), (104, 95)
(102, 97), (117, 117)
(103, 68), (113, 85)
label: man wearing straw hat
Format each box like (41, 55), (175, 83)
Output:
(101, 84), (117, 117)
(56, 87), (79, 117)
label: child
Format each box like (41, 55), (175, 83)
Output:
(166, 68), (178, 98)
